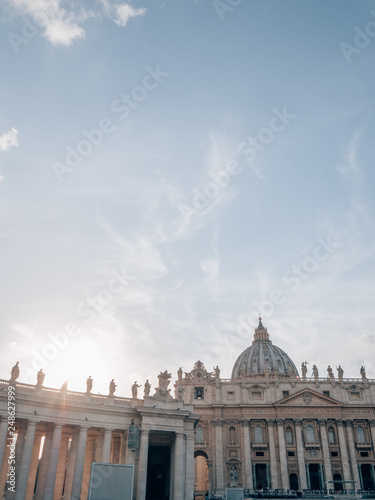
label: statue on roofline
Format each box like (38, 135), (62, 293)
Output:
(37, 369), (46, 386)
(132, 381), (141, 398)
(144, 379), (151, 397)
(327, 366), (334, 380)
(301, 362), (308, 379)
(109, 379), (116, 396)
(86, 376), (93, 393)
(11, 362), (19, 381)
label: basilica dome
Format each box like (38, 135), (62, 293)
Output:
(231, 318), (299, 379)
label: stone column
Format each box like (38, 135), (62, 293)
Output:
(125, 445), (136, 467)
(295, 420), (308, 490)
(102, 429), (113, 463)
(207, 460), (214, 497)
(62, 429), (79, 500)
(53, 433), (70, 500)
(319, 420), (333, 487)
(0, 431), (11, 497)
(173, 433), (185, 500)
(242, 421), (253, 490)
(8, 422), (28, 500)
(336, 420), (351, 482)
(0, 418), (11, 497)
(277, 419), (289, 491)
(185, 435), (195, 500)
(34, 428), (53, 500)
(369, 420), (375, 447)
(43, 424), (63, 500)
(80, 435), (96, 500)
(0, 419), (9, 471)
(70, 425), (88, 500)
(136, 429), (149, 500)
(345, 421), (360, 490)
(25, 430), (43, 500)
(214, 420), (224, 490)
(15, 420), (37, 500)
(267, 420), (279, 489)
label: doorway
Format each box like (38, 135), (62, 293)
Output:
(289, 473), (299, 491)
(255, 464), (268, 490)
(194, 451), (209, 498)
(308, 464), (321, 490)
(360, 464), (375, 490)
(333, 473), (343, 491)
(146, 446), (170, 500)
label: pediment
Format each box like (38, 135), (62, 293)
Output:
(275, 389), (341, 406)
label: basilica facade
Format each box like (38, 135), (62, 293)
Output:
(0, 319), (374, 500)
(178, 320), (375, 497)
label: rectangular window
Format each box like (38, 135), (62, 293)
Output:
(227, 391), (235, 400)
(288, 451), (295, 457)
(323, 391), (330, 397)
(282, 391), (289, 398)
(255, 451), (264, 457)
(349, 391), (361, 400)
(194, 387), (204, 399)
(331, 451), (338, 457)
(251, 391), (262, 400)
(360, 452), (369, 457)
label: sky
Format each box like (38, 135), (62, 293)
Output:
(1, 0), (375, 398)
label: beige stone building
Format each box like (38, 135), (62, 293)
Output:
(0, 318), (374, 499)
(0, 369), (198, 500)
(178, 319), (375, 497)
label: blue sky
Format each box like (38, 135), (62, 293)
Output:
(1, 0), (375, 397)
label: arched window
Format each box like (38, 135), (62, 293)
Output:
(328, 427), (335, 444)
(356, 426), (365, 443)
(254, 425), (263, 443)
(195, 426), (204, 443)
(229, 426), (237, 444)
(286, 427), (293, 444)
(306, 425), (315, 443)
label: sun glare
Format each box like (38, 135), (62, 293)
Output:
(42, 337), (110, 394)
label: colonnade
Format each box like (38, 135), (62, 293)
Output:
(0, 419), (128, 500)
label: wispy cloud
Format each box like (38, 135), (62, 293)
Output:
(6, 0), (146, 47)
(0, 127), (19, 152)
(335, 131), (362, 188)
(42, 13), (86, 46)
(7, 0), (85, 46)
(200, 226), (220, 282)
(97, 216), (167, 281)
(99, 0), (147, 26)
(334, 130), (371, 239)
(113, 3), (147, 26)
